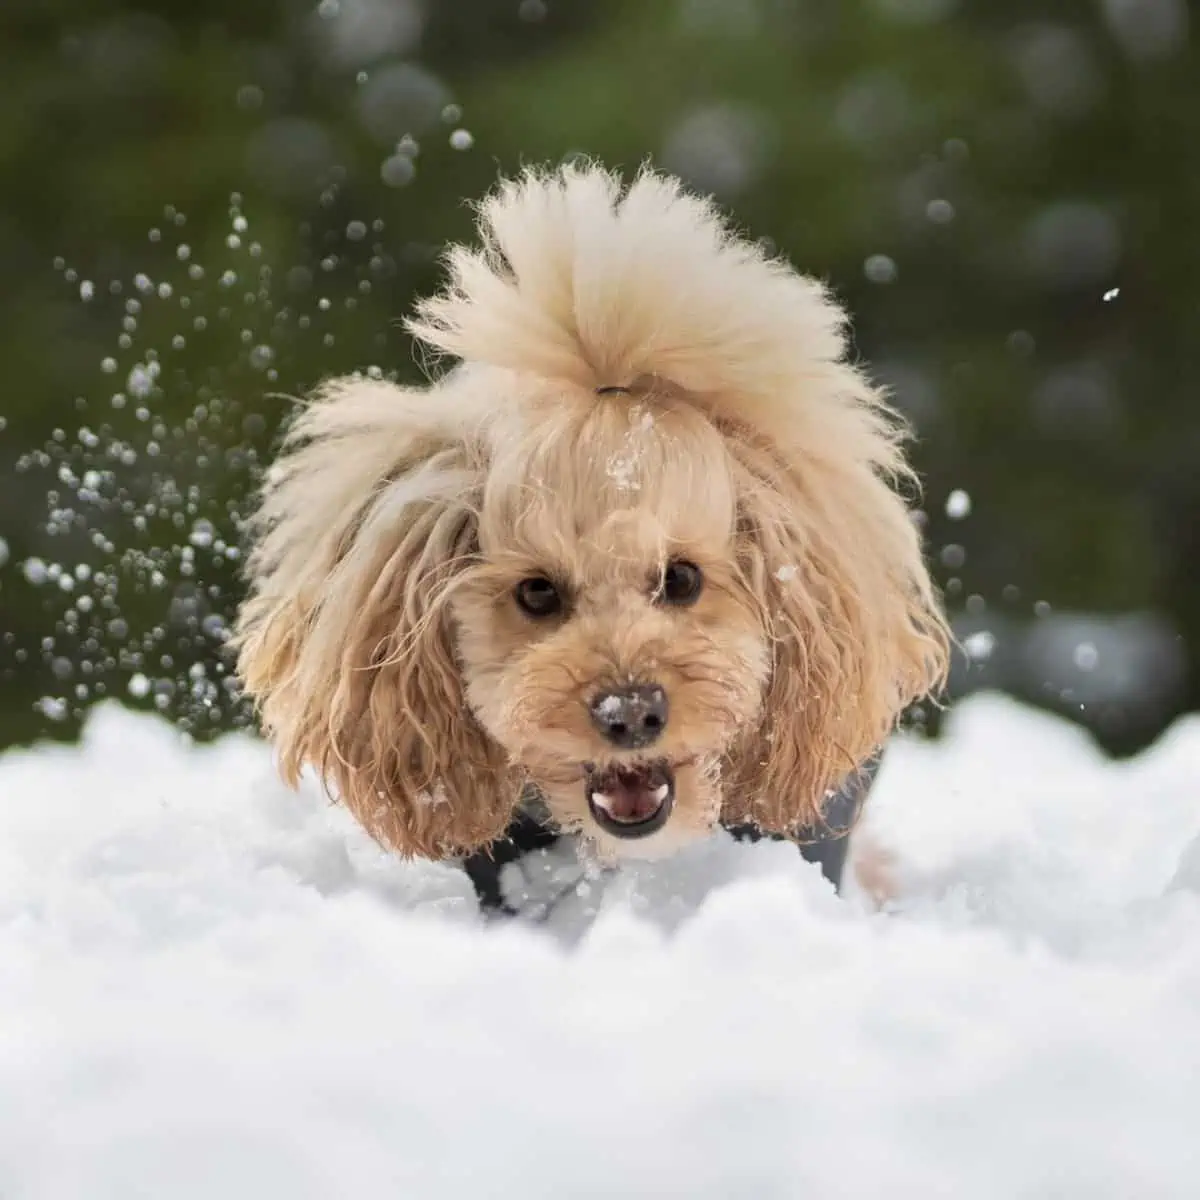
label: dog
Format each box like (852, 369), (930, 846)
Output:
(234, 163), (949, 907)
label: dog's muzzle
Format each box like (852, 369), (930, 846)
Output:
(584, 759), (674, 839)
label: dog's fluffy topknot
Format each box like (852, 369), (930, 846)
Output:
(406, 162), (908, 477)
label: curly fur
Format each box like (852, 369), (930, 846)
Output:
(235, 162), (949, 863)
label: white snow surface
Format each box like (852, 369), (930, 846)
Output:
(2, 692), (1200, 1199)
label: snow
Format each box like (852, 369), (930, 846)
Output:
(1, 692), (1199, 1198)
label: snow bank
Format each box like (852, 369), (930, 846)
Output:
(2, 694), (1199, 1199)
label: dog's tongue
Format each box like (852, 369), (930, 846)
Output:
(590, 767), (668, 823)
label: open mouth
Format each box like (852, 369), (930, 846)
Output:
(584, 759), (675, 839)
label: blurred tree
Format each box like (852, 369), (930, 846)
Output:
(0, 0), (1196, 756)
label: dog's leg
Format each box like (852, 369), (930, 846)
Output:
(722, 753), (881, 892)
(461, 801), (562, 916)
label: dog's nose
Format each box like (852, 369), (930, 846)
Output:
(588, 684), (668, 748)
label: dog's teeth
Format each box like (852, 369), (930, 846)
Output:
(653, 783), (669, 801)
(591, 791), (611, 808)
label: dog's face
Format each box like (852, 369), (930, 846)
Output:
(452, 393), (768, 858)
(235, 373), (947, 864)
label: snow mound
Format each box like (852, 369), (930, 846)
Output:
(2, 693), (1199, 1199)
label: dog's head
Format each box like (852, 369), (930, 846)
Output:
(235, 164), (949, 862)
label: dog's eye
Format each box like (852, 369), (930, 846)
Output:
(514, 576), (563, 618)
(658, 560), (704, 607)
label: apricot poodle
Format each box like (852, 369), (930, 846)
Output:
(235, 162), (949, 881)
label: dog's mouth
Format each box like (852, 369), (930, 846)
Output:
(584, 759), (675, 839)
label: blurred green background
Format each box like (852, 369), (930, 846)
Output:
(0, 0), (1196, 757)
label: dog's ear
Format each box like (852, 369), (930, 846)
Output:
(721, 435), (949, 835)
(234, 377), (519, 859)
